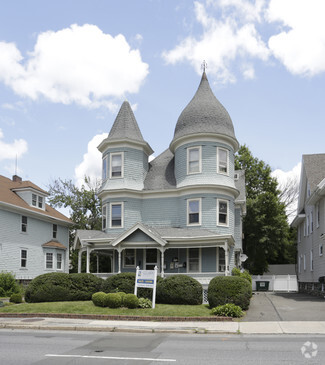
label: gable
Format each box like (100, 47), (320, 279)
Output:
(126, 229), (154, 242)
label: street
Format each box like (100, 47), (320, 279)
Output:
(0, 329), (324, 364)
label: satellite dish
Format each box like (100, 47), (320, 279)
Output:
(240, 254), (248, 262)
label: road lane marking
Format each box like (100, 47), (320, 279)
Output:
(46, 354), (176, 362)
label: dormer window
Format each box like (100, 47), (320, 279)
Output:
(110, 152), (123, 178)
(217, 147), (229, 175)
(187, 146), (201, 174)
(32, 193), (44, 209)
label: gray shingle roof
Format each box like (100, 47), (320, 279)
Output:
(107, 101), (146, 143)
(152, 226), (219, 238)
(171, 72), (237, 146)
(76, 229), (118, 241)
(303, 154), (325, 193)
(144, 149), (176, 190)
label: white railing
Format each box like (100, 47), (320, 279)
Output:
(252, 274), (298, 292)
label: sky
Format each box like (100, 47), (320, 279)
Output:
(1, 0), (324, 205)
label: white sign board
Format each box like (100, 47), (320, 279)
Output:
(134, 266), (157, 308)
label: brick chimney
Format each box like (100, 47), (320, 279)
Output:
(12, 175), (22, 182)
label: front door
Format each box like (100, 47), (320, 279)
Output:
(145, 249), (158, 270)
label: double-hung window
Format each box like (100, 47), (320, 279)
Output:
(316, 203), (320, 228)
(187, 199), (201, 225)
(57, 253), (63, 270)
(53, 224), (57, 239)
(110, 153), (123, 178)
(46, 253), (53, 269)
(102, 155), (108, 180)
(110, 202), (123, 228)
(21, 216), (28, 233)
(217, 200), (229, 226)
(32, 194), (37, 206)
(217, 148), (229, 175)
(187, 147), (201, 174)
(20, 249), (27, 268)
(102, 205), (107, 230)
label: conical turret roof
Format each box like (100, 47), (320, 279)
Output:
(98, 100), (153, 155)
(107, 100), (145, 143)
(171, 72), (237, 150)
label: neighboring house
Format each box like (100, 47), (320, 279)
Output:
(0, 174), (72, 281)
(75, 71), (246, 286)
(291, 154), (325, 294)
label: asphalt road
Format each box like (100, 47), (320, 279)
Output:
(243, 292), (325, 322)
(0, 329), (324, 364)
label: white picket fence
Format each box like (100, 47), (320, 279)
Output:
(252, 275), (298, 292)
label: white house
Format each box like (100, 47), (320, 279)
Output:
(0, 174), (72, 281)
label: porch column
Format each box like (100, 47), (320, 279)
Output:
(86, 246), (90, 273)
(118, 249), (122, 273)
(160, 248), (165, 278)
(78, 249), (82, 273)
(225, 241), (229, 276)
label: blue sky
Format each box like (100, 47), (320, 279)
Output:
(0, 0), (324, 193)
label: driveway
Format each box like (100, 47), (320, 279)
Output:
(242, 292), (325, 321)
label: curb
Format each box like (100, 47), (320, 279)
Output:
(0, 312), (232, 322)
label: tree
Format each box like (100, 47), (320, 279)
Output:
(47, 176), (102, 272)
(235, 145), (295, 274)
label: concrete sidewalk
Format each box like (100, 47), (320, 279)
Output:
(1, 316), (325, 335)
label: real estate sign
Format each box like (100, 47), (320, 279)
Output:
(134, 266), (158, 308)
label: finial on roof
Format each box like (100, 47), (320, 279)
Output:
(201, 60), (207, 73)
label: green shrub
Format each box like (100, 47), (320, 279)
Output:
(0, 272), (21, 297)
(25, 273), (103, 303)
(211, 303), (244, 318)
(9, 293), (23, 304)
(102, 273), (163, 300)
(138, 297), (152, 308)
(241, 270), (252, 284)
(102, 273), (136, 294)
(232, 268), (252, 284)
(0, 301), (4, 307)
(157, 275), (202, 305)
(124, 294), (139, 309)
(116, 292), (126, 305)
(208, 276), (252, 310)
(92, 292), (107, 307)
(104, 293), (123, 308)
(69, 273), (104, 300)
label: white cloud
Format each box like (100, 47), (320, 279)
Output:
(272, 162), (301, 222)
(267, 0), (325, 76)
(0, 128), (28, 162)
(0, 24), (149, 110)
(74, 133), (107, 188)
(162, 1), (269, 83)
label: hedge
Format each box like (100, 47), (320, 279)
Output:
(156, 275), (202, 305)
(25, 273), (104, 303)
(208, 276), (252, 310)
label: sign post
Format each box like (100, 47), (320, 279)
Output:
(134, 266), (158, 308)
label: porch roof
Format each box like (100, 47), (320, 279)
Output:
(74, 224), (234, 250)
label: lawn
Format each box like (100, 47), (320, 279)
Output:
(0, 301), (212, 317)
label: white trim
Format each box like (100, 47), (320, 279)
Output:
(56, 252), (63, 270)
(187, 146), (202, 175)
(45, 252), (54, 270)
(217, 199), (229, 227)
(110, 152), (124, 179)
(21, 215), (28, 233)
(217, 147), (229, 175)
(98, 138), (153, 156)
(187, 198), (201, 226)
(110, 202), (124, 228)
(319, 243), (323, 256)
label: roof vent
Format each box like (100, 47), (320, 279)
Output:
(12, 175), (22, 182)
